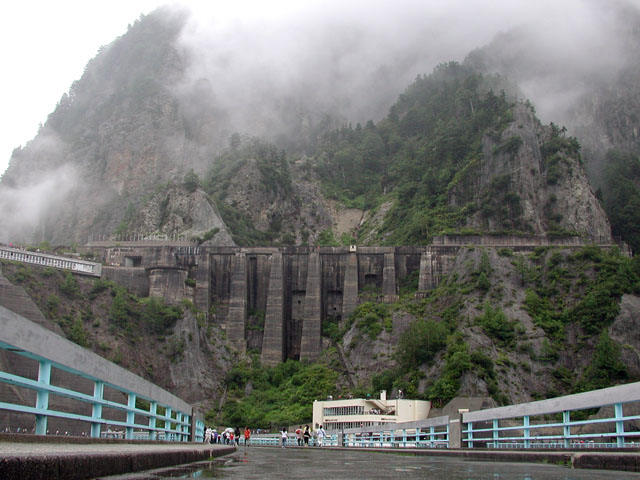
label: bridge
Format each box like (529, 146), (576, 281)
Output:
(0, 246), (101, 277)
(0, 304), (241, 478)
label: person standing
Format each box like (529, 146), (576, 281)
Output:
(234, 426), (241, 446)
(317, 425), (327, 447)
(296, 426), (302, 446)
(281, 427), (288, 448)
(303, 425), (311, 447)
(244, 426), (251, 447)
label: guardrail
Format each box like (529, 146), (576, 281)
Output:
(340, 415), (450, 448)
(462, 382), (640, 449)
(0, 246), (102, 277)
(244, 435), (328, 447)
(0, 305), (196, 441)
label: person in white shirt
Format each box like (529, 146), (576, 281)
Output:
(317, 425), (327, 447)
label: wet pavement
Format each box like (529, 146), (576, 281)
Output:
(99, 446), (640, 479)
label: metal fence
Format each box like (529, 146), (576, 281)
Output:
(462, 382), (640, 449)
(340, 415), (450, 449)
(0, 306), (195, 441)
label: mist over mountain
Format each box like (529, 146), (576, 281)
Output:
(0, 0), (638, 247)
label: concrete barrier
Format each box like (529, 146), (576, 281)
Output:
(0, 436), (235, 480)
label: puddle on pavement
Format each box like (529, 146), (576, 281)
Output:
(96, 458), (229, 479)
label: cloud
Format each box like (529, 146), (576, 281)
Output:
(170, 0), (639, 134)
(0, 134), (78, 244)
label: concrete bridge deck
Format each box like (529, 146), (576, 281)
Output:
(0, 434), (235, 479)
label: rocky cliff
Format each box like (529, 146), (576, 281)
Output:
(449, 103), (610, 239)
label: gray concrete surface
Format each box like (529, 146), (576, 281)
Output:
(0, 440), (234, 479)
(101, 446), (640, 479)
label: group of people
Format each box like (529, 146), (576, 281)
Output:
(282, 425), (326, 447)
(203, 426), (251, 446)
(205, 424), (330, 448)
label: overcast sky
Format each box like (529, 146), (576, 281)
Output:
(0, 0), (356, 176)
(0, 1), (166, 176)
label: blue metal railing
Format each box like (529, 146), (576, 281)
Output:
(342, 426), (449, 448)
(243, 435), (325, 447)
(462, 382), (640, 449)
(337, 415), (450, 449)
(0, 307), (196, 441)
(0, 344), (192, 440)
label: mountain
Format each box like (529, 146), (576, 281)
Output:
(0, 5), (616, 247)
(465, 0), (640, 251)
(1, 2), (639, 426)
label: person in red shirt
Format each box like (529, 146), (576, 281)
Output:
(244, 427), (251, 447)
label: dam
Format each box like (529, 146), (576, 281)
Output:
(89, 235), (605, 365)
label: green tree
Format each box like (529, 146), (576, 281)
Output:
(183, 169), (200, 193)
(576, 330), (627, 391)
(60, 272), (80, 298)
(428, 339), (472, 403)
(396, 319), (448, 370)
(110, 290), (132, 329)
(476, 302), (515, 345)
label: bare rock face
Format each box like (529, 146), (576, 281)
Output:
(222, 158), (334, 244)
(131, 183), (235, 246)
(168, 311), (232, 410)
(449, 103), (612, 240)
(343, 311), (413, 382)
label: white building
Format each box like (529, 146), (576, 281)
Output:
(312, 391), (430, 432)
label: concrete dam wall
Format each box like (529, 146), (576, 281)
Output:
(100, 234), (623, 365)
(3, 236), (615, 369)
(99, 242), (509, 365)
(98, 235), (627, 366)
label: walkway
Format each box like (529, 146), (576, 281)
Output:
(0, 435), (234, 479)
(101, 446), (640, 479)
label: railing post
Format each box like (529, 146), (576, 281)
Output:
(615, 403), (625, 448)
(402, 429), (407, 447)
(126, 393), (136, 440)
(166, 407), (172, 440)
(446, 423), (450, 448)
(493, 419), (499, 448)
(35, 360), (51, 435)
(429, 426), (435, 447)
(176, 412), (183, 442)
(91, 380), (104, 438)
(523, 415), (530, 448)
(181, 413), (188, 442)
(149, 401), (157, 440)
(185, 413), (191, 442)
(391, 430), (395, 447)
(563, 411), (571, 448)
(468, 422), (474, 449)
(416, 427), (421, 447)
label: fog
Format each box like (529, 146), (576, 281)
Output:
(2, 0), (639, 243)
(175, 0), (640, 133)
(0, 164), (78, 244)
